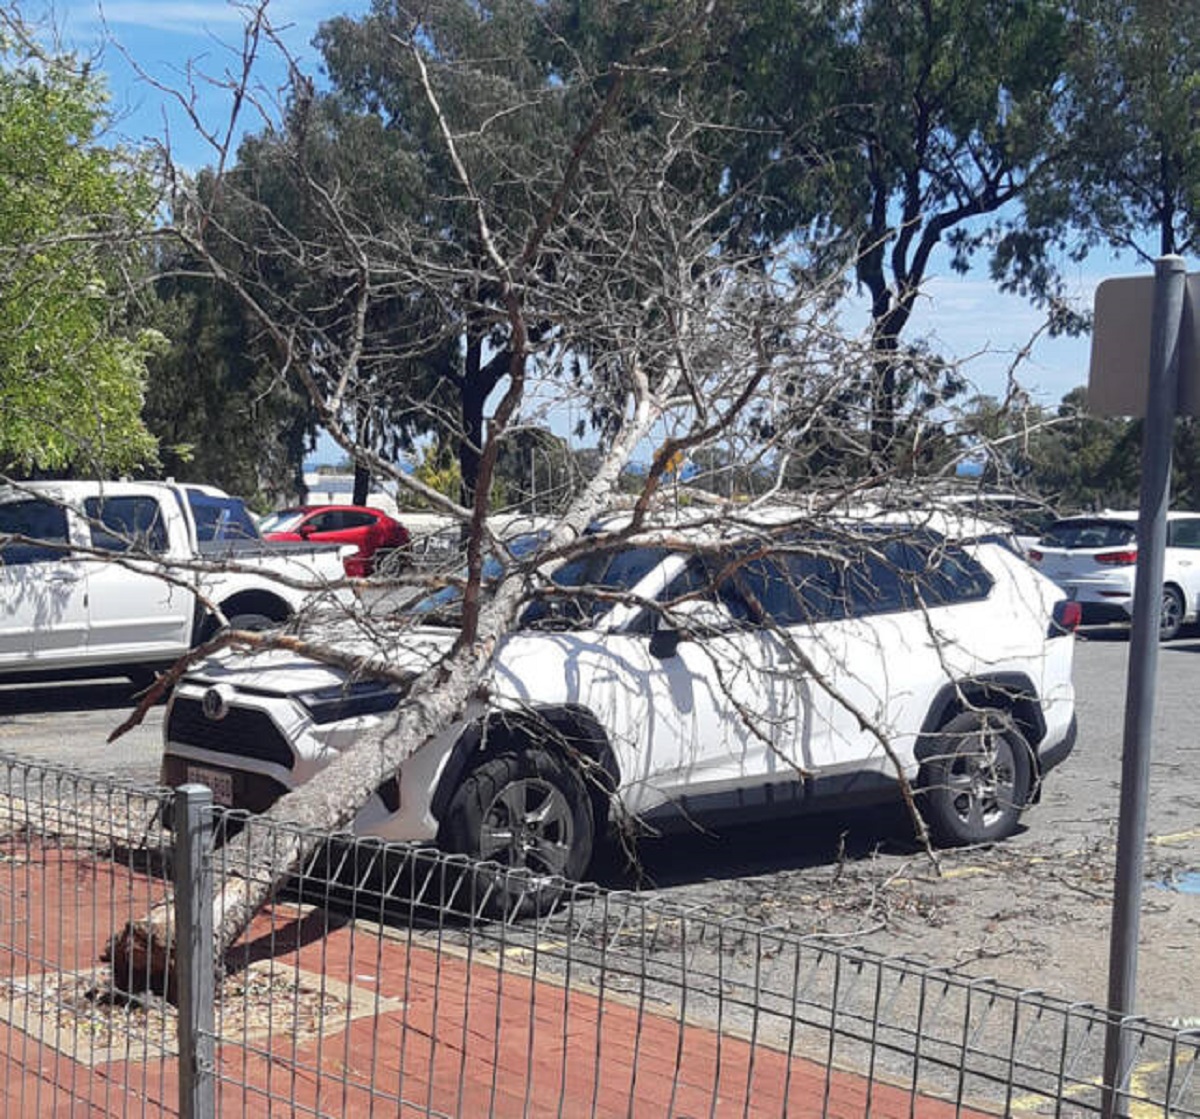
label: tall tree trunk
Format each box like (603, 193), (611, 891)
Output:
(459, 334), (486, 511)
(352, 462), (371, 506)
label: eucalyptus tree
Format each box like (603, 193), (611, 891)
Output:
(141, 260), (317, 505)
(146, 81), (460, 506)
(1014, 0), (1200, 271)
(718, 0), (1072, 464)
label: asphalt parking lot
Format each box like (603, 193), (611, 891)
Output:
(0, 626), (1194, 844)
(0, 629), (1196, 1020)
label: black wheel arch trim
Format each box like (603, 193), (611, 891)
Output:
(192, 589), (293, 643)
(430, 704), (620, 829)
(915, 673), (1046, 764)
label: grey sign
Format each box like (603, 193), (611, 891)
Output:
(1088, 271), (1200, 416)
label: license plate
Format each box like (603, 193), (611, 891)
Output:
(186, 765), (234, 807)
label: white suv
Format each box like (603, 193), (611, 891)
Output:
(162, 523), (1078, 901)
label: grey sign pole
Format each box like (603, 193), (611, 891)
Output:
(1100, 255), (1186, 1118)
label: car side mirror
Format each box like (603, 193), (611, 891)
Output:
(649, 599), (734, 659)
(649, 627), (682, 659)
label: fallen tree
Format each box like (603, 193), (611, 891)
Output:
(106, 1), (871, 990)
(96, 1), (1055, 994)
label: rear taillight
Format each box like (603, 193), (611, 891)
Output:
(343, 553), (372, 578)
(1049, 599), (1082, 637)
(1096, 549), (1137, 565)
(1027, 548), (1043, 563)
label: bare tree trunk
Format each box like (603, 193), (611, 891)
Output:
(352, 461), (371, 506)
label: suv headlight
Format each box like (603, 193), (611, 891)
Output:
(295, 680), (404, 724)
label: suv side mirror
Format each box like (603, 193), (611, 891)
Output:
(649, 599), (735, 659)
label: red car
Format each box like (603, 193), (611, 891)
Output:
(260, 504), (410, 577)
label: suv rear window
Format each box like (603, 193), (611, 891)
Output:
(1041, 519), (1136, 549)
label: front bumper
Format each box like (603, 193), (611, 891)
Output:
(161, 681), (451, 844)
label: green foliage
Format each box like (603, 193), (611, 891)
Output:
(959, 389), (1200, 515)
(412, 443), (464, 508)
(140, 277), (314, 506)
(0, 32), (160, 474)
(492, 428), (576, 513)
(1013, 0), (1200, 274)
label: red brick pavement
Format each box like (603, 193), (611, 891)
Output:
(0, 845), (996, 1118)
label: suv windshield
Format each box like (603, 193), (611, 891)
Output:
(1041, 519), (1136, 549)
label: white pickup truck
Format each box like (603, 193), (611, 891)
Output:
(0, 480), (347, 685)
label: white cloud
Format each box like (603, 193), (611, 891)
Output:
(59, 0), (358, 43)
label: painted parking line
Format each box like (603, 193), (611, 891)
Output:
(1150, 827), (1200, 847)
(1008, 1050), (1198, 1117)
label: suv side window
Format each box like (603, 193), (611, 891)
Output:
(727, 555), (807, 625)
(779, 548), (846, 622)
(664, 545), (844, 627)
(84, 496), (168, 554)
(1168, 518), (1200, 549)
(888, 539), (992, 606)
(846, 535), (992, 615)
(845, 543), (912, 616)
(521, 546), (670, 630)
(0, 499), (70, 565)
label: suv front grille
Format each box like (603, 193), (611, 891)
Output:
(167, 696), (296, 770)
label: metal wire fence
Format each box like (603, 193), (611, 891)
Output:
(0, 753), (1195, 1118)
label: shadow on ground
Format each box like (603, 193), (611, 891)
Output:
(592, 802), (933, 891)
(0, 676), (159, 715)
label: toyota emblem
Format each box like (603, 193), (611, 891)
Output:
(201, 685), (232, 721)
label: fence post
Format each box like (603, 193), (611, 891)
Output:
(174, 785), (216, 1119)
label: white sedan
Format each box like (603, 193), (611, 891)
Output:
(1028, 511), (1200, 640)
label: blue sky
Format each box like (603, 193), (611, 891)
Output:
(47, 0), (1168, 461)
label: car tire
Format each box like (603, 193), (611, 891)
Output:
(226, 612), (278, 633)
(197, 611), (281, 643)
(440, 748), (594, 919)
(1159, 585), (1184, 642)
(921, 710), (1032, 847)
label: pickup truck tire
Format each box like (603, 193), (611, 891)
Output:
(920, 710), (1032, 846)
(226, 612), (277, 633)
(441, 748), (594, 919)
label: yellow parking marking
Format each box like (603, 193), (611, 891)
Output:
(1008, 1051), (1197, 1117)
(1009, 1075), (1097, 1114)
(1151, 828), (1200, 846)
